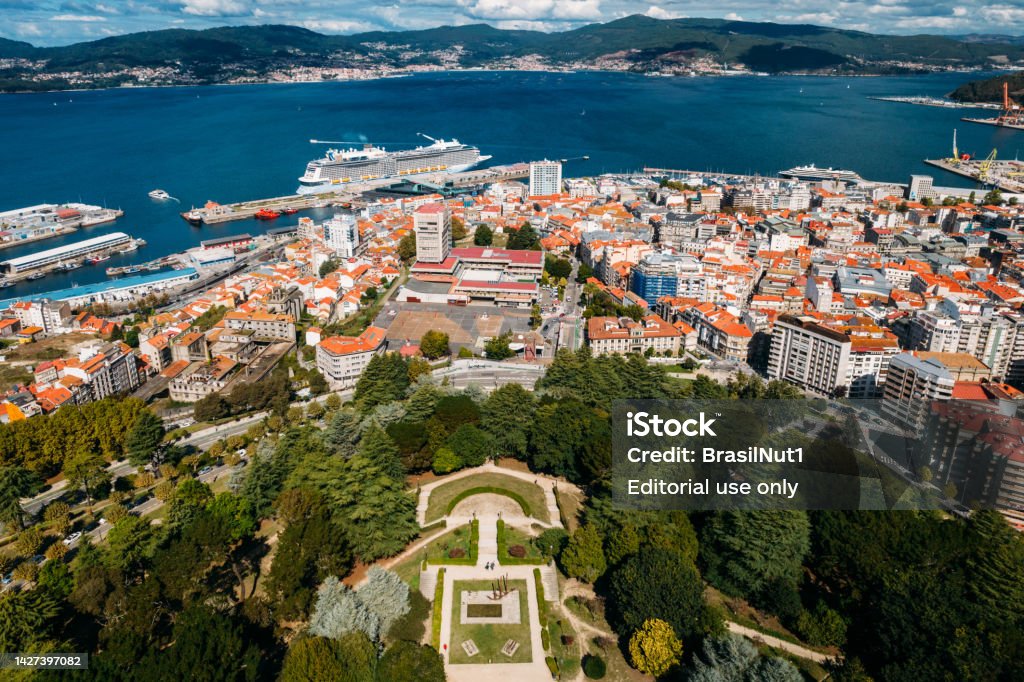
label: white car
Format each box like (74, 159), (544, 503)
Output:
(62, 531), (83, 546)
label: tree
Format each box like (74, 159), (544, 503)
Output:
(43, 501), (71, 535)
(125, 410), (165, 468)
(309, 576), (382, 641)
(15, 526), (44, 555)
(0, 466), (41, 531)
(194, 393), (231, 422)
(797, 602), (848, 647)
(281, 635), (376, 682)
(325, 393), (343, 412)
(481, 383), (536, 459)
(397, 233), (417, 262)
(484, 332), (515, 360)
(308, 370), (329, 395)
(508, 222), (540, 250)
(431, 447), (461, 474)
(268, 507), (352, 620)
(473, 224), (493, 246)
(307, 401), (326, 421)
(65, 449), (109, 506)
(377, 641), (445, 682)
(105, 515), (154, 575)
(355, 353), (410, 412)
(420, 330), (450, 360)
(358, 425), (405, 480)
(700, 510), (810, 599)
(358, 567), (411, 635)
(168, 478), (213, 528)
(444, 424), (494, 468)
(561, 525), (607, 583)
(320, 258), (340, 278)
(0, 588), (61, 653)
(983, 188), (1004, 206)
(451, 216), (468, 241)
(610, 548), (716, 640)
(629, 618), (682, 677)
(545, 255), (572, 280)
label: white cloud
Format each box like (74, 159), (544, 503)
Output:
(645, 5), (684, 20)
(300, 18), (377, 33)
(50, 14), (108, 22)
(179, 0), (250, 17)
(13, 22), (43, 38)
(979, 4), (1024, 24)
(458, 0), (601, 22)
(724, 12), (744, 20)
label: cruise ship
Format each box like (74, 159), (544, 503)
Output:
(779, 164), (862, 184)
(296, 134), (492, 194)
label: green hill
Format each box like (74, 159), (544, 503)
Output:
(950, 72), (1024, 102)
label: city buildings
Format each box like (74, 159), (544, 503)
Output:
(586, 314), (681, 356)
(316, 326), (387, 389)
(413, 203), (452, 264)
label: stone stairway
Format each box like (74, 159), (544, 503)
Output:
(539, 564), (559, 602)
(419, 567), (437, 599)
(477, 518), (499, 565)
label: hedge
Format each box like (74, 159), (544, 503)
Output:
(497, 519), (546, 566)
(445, 486), (532, 517)
(428, 519), (478, 566)
(534, 568), (548, 628)
(545, 656), (559, 678)
(582, 654), (607, 679)
(431, 568), (445, 651)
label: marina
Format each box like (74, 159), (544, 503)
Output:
(0, 232), (146, 283)
(870, 95), (1001, 110)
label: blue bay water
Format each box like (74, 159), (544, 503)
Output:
(0, 70), (1019, 298)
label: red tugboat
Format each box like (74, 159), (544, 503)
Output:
(280, 207), (298, 215)
(254, 208), (281, 220)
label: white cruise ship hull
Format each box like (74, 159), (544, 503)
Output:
(295, 158), (491, 195)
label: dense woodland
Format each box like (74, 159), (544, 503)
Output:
(0, 348), (1021, 680)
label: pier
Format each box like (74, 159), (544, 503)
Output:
(923, 158), (1024, 193)
(182, 164), (530, 225)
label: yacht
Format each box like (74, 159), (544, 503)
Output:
(149, 189), (171, 200)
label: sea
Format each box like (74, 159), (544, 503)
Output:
(0, 70), (1018, 298)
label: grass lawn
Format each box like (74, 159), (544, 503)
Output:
(424, 523), (477, 564)
(448, 579), (533, 665)
(425, 473), (550, 524)
(499, 522), (545, 564)
(547, 617), (581, 679)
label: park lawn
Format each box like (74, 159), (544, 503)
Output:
(448, 579), (532, 665)
(424, 473), (550, 524)
(547, 617), (581, 679)
(499, 522), (545, 564)
(425, 523), (476, 564)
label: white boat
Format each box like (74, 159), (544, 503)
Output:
(149, 189), (171, 200)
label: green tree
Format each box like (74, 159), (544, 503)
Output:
(508, 222), (540, 250)
(701, 510), (810, 598)
(544, 254), (572, 279)
(0, 588), (61, 653)
(105, 515), (154, 576)
(431, 447), (461, 474)
(64, 449), (108, 506)
(281, 635), (374, 682)
(473, 224), (493, 246)
(43, 501), (72, 535)
(419, 330), (450, 360)
(397, 233), (417, 263)
(193, 393), (231, 422)
(377, 641), (445, 682)
(358, 425), (405, 480)
(629, 618), (682, 677)
(320, 258), (340, 278)
(308, 370), (329, 395)
(444, 424), (494, 468)
(0, 466), (41, 531)
(125, 410), (165, 468)
(451, 216), (468, 241)
(355, 353), (410, 412)
(481, 383), (536, 459)
(968, 510), (1024, 621)
(561, 524), (607, 583)
(484, 332), (515, 360)
(610, 548), (716, 640)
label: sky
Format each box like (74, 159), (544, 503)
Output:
(2, 0), (1023, 47)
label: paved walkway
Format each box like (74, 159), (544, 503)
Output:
(436, 512), (552, 682)
(725, 622), (838, 665)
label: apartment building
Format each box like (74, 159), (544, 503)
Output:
(882, 353), (956, 429)
(316, 326), (387, 389)
(222, 310), (297, 341)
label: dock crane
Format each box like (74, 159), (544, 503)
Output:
(947, 129), (972, 165)
(978, 148), (998, 184)
(996, 82), (1024, 127)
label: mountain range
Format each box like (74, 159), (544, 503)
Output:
(2, 16), (1023, 92)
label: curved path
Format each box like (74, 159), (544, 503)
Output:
(725, 622), (838, 665)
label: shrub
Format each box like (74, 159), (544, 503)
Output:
(582, 654), (607, 679)
(44, 542), (68, 561)
(545, 656), (559, 678)
(12, 561), (39, 582)
(509, 544), (527, 558)
(541, 628), (550, 651)
(534, 568), (548, 627)
(561, 634), (575, 646)
(430, 568), (445, 650)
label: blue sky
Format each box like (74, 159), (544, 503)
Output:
(2, 0), (1022, 47)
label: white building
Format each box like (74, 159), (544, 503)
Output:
(324, 214), (359, 258)
(529, 160), (563, 197)
(315, 326), (387, 389)
(882, 353), (955, 429)
(413, 203), (451, 264)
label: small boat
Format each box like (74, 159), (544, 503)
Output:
(254, 208), (281, 220)
(149, 189), (171, 200)
(0, 280), (12, 288)
(181, 209), (203, 225)
(121, 243), (138, 253)
(54, 263), (68, 272)
(281, 207), (298, 215)
(64, 262), (82, 271)
(26, 272), (46, 280)
(86, 255), (111, 265)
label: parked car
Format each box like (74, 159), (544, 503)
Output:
(62, 531), (83, 546)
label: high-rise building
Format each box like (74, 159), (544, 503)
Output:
(882, 353), (956, 429)
(906, 174), (934, 201)
(529, 160), (562, 197)
(413, 203), (452, 264)
(768, 315), (900, 397)
(323, 214), (359, 258)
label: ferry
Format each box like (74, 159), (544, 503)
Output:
(254, 208), (281, 220)
(296, 133), (491, 194)
(779, 164), (862, 183)
(149, 189), (171, 200)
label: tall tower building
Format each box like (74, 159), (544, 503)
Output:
(414, 203), (452, 263)
(323, 214), (359, 258)
(529, 160), (563, 197)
